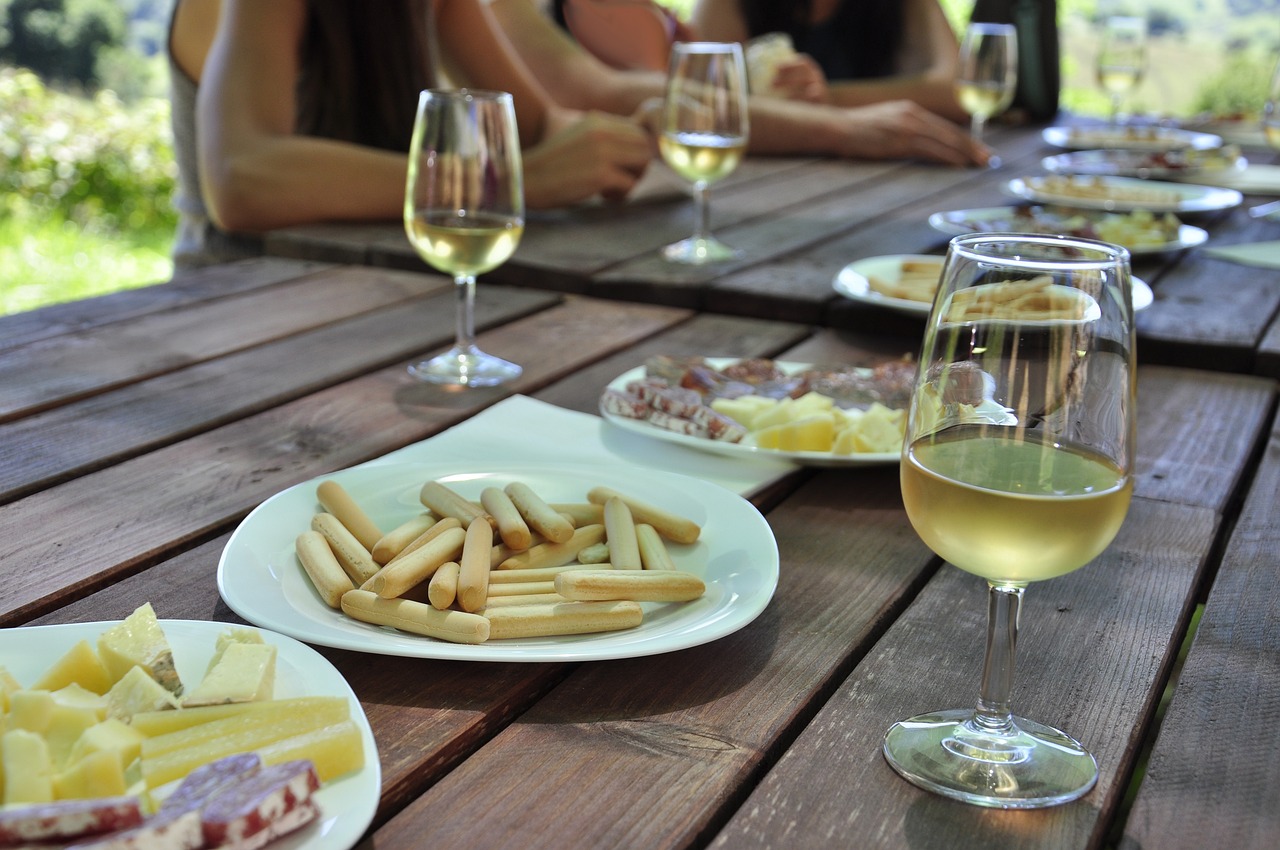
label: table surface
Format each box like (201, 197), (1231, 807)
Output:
(4, 120), (1279, 850)
(263, 120), (1280, 380)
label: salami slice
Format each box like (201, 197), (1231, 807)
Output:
(600, 388), (650, 420)
(200, 760), (321, 850)
(0, 797), (143, 846)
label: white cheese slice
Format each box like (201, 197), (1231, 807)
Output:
(182, 643), (277, 708)
(105, 666), (181, 722)
(97, 603), (183, 696)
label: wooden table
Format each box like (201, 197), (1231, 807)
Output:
(2, 252), (1276, 849)
(262, 122), (1280, 379)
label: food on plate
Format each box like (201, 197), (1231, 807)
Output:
(0, 607), (365, 849)
(310, 512), (380, 585)
(293, 477), (708, 644)
(866, 258), (943, 303)
(1061, 125), (1202, 149)
(1051, 145), (1242, 175)
(601, 356), (915, 456)
(555, 570), (707, 603)
(1023, 174), (1183, 205)
(946, 205), (1182, 248)
(944, 276), (1094, 324)
(294, 529), (355, 608)
(315, 479), (383, 552)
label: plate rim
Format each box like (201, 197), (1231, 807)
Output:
(833, 254), (1152, 314)
(0, 619), (380, 850)
(1003, 174), (1243, 213)
(1041, 124), (1224, 151)
(927, 205), (1209, 255)
(1040, 149), (1248, 179)
(601, 358), (902, 467)
(218, 461), (780, 662)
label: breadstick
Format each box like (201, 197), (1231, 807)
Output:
(487, 563), (611, 584)
(554, 570), (706, 602)
(586, 487), (700, 544)
(427, 561), (460, 610)
(372, 513), (436, 565)
(340, 590), (489, 644)
(480, 487), (532, 550)
(419, 480), (492, 529)
(457, 517), (493, 613)
(316, 480), (383, 552)
(636, 523), (676, 571)
(505, 481), (574, 543)
(483, 600), (643, 640)
(294, 530), (354, 608)
(497, 524), (606, 570)
(549, 503), (603, 526)
(486, 580), (558, 597)
(311, 513), (380, 584)
(481, 592), (567, 608)
(388, 516), (462, 565)
(603, 497), (641, 570)
(577, 542), (610, 564)
(366, 525), (466, 599)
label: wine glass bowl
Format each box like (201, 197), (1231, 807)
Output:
(1097, 16), (1147, 124)
(659, 42), (750, 265)
(884, 233), (1137, 808)
(404, 89), (524, 387)
(955, 23), (1018, 143)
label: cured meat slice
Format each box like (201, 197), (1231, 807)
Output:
(647, 410), (709, 438)
(600, 388), (650, 420)
(0, 797), (143, 846)
(649, 387), (704, 418)
(200, 760), (321, 850)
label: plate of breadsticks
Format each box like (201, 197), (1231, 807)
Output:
(834, 254), (1152, 316)
(218, 462), (779, 662)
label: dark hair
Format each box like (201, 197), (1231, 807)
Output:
(295, 0), (437, 151)
(739, 0), (903, 79)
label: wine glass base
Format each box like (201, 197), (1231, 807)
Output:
(662, 235), (741, 265)
(408, 347), (522, 387)
(883, 708), (1098, 809)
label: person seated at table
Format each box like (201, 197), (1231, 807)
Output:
(167, 0), (655, 267)
(488, 0), (987, 167)
(690, 0), (969, 124)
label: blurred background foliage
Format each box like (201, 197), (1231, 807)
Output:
(0, 0), (1277, 317)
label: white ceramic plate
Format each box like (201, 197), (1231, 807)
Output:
(219, 463), (779, 662)
(1040, 148), (1248, 180)
(601, 361), (901, 467)
(1004, 175), (1243, 213)
(833, 254), (1152, 315)
(928, 206), (1209, 255)
(0, 620), (379, 850)
(1041, 125), (1223, 151)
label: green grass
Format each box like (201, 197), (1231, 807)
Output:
(0, 214), (172, 316)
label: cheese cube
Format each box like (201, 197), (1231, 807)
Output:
(2, 728), (54, 805)
(8, 690), (55, 734)
(67, 718), (146, 769)
(787, 413), (837, 452)
(32, 639), (114, 695)
(710, 396), (775, 430)
(97, 603), (182, 695)
(182, 642), (277, 707)
(53, 748), (128, 800)
(1, 666), (24, 711)
(203, 628), (265, 678)
(45, 701), (104, 770)
(105, 666), (181, 722)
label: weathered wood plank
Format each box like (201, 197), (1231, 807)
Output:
(1119, 412), (1280, 850)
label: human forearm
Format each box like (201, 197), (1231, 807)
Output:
(826, 76), (969, 124)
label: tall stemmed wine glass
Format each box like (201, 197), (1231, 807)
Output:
(955, 23), (1018, 143)
(404, 89), (524, 387)
(1097, 16), (1147, 125)
(1250, 55), (1280, 218)
(659, 42), (750, 265)
(883, 233), (1137, 808)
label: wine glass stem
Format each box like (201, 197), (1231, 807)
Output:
(693, 181), (712, 243)
(453, 274), (478, 353)
(970, 114), (986, 143)
(972, 582), (1024, 735)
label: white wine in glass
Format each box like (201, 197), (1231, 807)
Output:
(884, 233), (1137, 809)
(659, 42), (750, 265)
(956, 23), (1018, 143)
(1097, 16), (1146, 124)
(404, 89), (524, 387)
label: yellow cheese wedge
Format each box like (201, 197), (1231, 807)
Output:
(32, 639), (114, 695)
(130, 696), (347, 737)
(182, 642), (277, 707)
(256, 719), (365, 783)
(203, 628), (266, 678)
(97, 603), (183, 695)
(53, 748), (127, 800)
(105, 666), (181, 721)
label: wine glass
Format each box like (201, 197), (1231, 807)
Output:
(883, 233), (1137, 809)
(404, 89), (524, 387)
(1097, 16), (1147, 125)
(659, 41), (750, 265)
(955, 23), (1018, 143)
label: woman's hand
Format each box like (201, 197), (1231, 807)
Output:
(833, 100), (992, 167)
(522, 111), (656, 207)
(767, 55), (829, 104)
